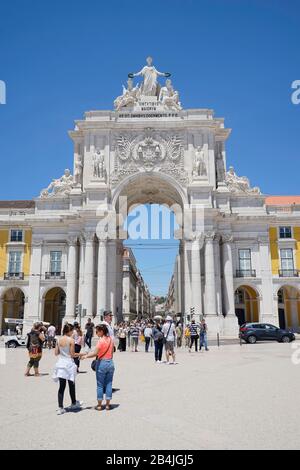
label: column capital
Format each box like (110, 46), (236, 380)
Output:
(258, 236), (269, 245)
(186, 232), (204, 248)
(67, 235), (78, 246)
(32, 239), (43, 247)
(221, 234), (234, 244)
(205, 231), (216, 242)
(85, 232), (95, 243)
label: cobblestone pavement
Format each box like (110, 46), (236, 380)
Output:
(0, 341), (299, 450)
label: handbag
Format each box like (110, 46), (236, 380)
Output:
(91, 338), (113, 372)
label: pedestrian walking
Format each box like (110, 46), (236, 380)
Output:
(47, 324), (56, 349)
(184, 325), (190, 348)
(84, 318), (95, 349)
(82, 324), (115, 411)
(117, 323), (127, 352)
(101, 311), (115, 339)
(130, 322), (140, 352)
(25, 322), (45, 377)
(162, 316), (176, 364)
(189, 319), (199, 352)
(152, 321), (164, 363)
(144, 323), (152, 352)
(176, 322), (183, 348)
(200, 319), (209, 351)
(52, 324), (83, 415)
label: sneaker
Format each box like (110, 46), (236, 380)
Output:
(57, 408), (65, 416)
(67, 400), (83, 411)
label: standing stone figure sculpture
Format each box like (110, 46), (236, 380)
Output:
(215, 143), (226, 183)
(93, 149), (106, 180)
(192, 147), (207, 177)
(114, 78), (140, 110)
(74, 155), (83, 186)
(159, 79), (181, 110)
(129, 56), (170, 97)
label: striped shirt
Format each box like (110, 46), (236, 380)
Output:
(189, 323), (199, 336)
(130, 326), (140, 338)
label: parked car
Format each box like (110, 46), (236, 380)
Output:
(239, 323), (296, 344)
(4, 335), (27, 348)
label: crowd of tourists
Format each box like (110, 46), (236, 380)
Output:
(24, 313), (208, 415)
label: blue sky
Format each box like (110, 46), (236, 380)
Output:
(1, 0), (299, 295)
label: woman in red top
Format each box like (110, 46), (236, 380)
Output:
(82, 324), (115, 411)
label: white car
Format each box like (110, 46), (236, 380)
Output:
(4, 335), (27, 348)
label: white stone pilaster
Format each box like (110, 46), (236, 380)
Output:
(25, 239), (43, 332)
(259, 236), (278, 324)
(65, 236), (78, 321)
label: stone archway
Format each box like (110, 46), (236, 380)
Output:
(43, 287), (66, 332)
(110, 171), (189, 322)
(235, 285), (260, 325)
(0, 287), (25, 334)
(277, 285), (300, 332)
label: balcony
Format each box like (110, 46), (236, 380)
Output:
(279, 269), (299, 278)
(4, 272), (24, 280)
(45, 272), (65, 280)
(236, 269), (256, 278)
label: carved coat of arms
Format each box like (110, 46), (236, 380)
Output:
(112, 129), (188, 186)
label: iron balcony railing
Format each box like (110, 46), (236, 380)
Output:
(279, 269), (299, 278)
(4, 272), (24, 280)
(236, 269), (256, 278)
(45, 272), (65, 280)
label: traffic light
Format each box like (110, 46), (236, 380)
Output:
(190, 307), (195, 316)
(75, 304), (82, 318)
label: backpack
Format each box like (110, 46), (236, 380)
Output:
(155, 330), (164, 343)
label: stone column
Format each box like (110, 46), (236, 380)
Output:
(122, 269), (130, 320)
(107, 240), (117, 318)
(205, 232), (217, 316)
(78, 236), (85, 306)
(191, 236), (203, 320)
(24, 239), (43, 333)
(83, 232), (95, 318)
(214, 236), (223, 314)
(220, 234), (239, 336)
(116, 241), (124, 322)
(221, 235), (235, 316)
(183, 239), (192, 322)
(97, 237), (108, 318)
(65, 236), (78, 321)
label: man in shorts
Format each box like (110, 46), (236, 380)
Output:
(162, 315), (176, 364)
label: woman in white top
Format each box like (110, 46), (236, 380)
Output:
(53, 323), (83, 415)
